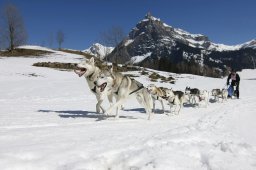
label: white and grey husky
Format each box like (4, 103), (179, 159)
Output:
(147, 84), (167, 113)
(185, 87), (200, 105)
(212, 88), (228, 102)
(95, 69), (154, 120)
(164, 88), (186, 115)
(74, 57), (114, 113)
(198, 90), (210, 107)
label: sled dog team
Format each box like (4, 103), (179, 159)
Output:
(75, 58), (229, 120)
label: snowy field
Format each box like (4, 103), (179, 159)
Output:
(0, 48), (256, 170)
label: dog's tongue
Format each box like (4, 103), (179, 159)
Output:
(78, 72), (84, 77)
(74, 69), (80, 75)
(74, 69), (84, 77)
(100, 83), (107, 92)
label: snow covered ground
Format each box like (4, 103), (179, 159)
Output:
(0, 48), (256, 170)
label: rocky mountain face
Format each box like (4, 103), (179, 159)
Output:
(107, 13), (256, 77)
(83, 43), (113, 60)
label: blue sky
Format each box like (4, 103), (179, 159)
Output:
(1, 0), (255, 50)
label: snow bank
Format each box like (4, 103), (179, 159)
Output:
(17, 45), (55, 52)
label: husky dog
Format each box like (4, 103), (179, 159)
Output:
(198, 90), (210, 107)
(211, 88), (228, 102)
(220, 88), (228, 102)
(147, 84), (167, 113)
(185, 87), (200, 105)
(74, 57), (113, 113)
(164, 89), (186, 115)
(95, 69), (153, 120)
(212, 88), (221, 101)
(221, 89), (228, 101)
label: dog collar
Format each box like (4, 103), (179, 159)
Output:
(88, 72), (95, 80)
(91, 86), (96, 93)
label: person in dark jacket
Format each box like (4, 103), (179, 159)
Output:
(227, 69), (240, 98)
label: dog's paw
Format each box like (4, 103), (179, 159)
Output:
(96, 107), (101, 113)
(104, 112), (110, 116)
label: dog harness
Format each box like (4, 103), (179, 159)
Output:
(91, 86), (96, 93)
(114, 77), (144, 95)
(88, 71), (95, 81)
(129, 85), (144, 95)
(153, 95), (159, 100)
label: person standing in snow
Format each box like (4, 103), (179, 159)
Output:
(227, 69), (240, 99)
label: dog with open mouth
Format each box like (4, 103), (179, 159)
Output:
(94, 70), (112, 94)
(74, 67), (87, 77)
(95, 69), (153, 120)
(74, 57), (114, 114)
(97, 82), (107, 93)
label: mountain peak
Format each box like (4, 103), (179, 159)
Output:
(83, 43), (113, 59)
(242, 39), (256, 49)
(145, 12), (152, 19)
(145, 12), (160, 21)
(129, 14), (209, 49)
(107, 14), (256, 77)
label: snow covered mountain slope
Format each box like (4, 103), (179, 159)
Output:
(0, 49), (256, 170)
(83, 43), (113, 59)
(107, 13), (256, 77)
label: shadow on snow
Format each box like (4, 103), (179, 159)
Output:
(38, 109), (138, 121)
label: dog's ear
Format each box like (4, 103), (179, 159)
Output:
(89, 57), (94, 64)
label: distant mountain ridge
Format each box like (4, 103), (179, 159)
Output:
(83, 43), (113, 59)
(107, 13), (256, 77)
